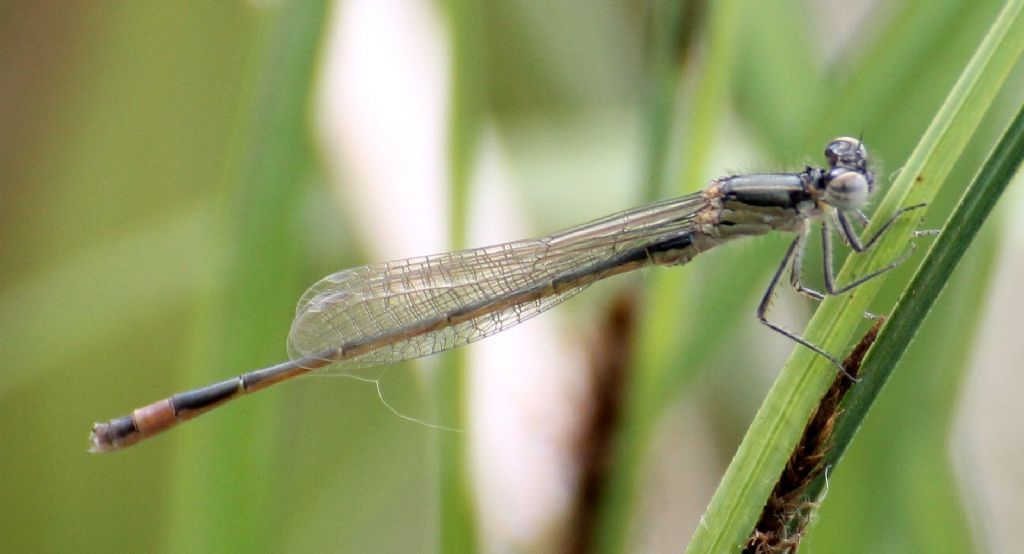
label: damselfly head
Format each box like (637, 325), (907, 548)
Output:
(822, 137), (875, 210)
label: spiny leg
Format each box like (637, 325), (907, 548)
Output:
(757, 233), (855, 381)
(839, 203), (926, 252)
(760, 204), (928, 380)
(789, 221), (878, 319)
(789, 223), (826, 302)
(792, 204), (920, 299)
(823, 216), (916, 295)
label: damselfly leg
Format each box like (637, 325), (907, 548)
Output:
(759, 204), (927, 380)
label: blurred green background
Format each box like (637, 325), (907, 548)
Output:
(2, 1), (1022, 552)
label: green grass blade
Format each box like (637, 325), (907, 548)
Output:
(818, 97), (1024, 494)
(591, 1), (746, 551)
(685, 1), (1024, 551)
(437, 1), (484, 552)
(639, 0), (690, 200)
(167, 2), (329, 552)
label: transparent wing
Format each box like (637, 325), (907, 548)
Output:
(287, 192), (708, 373)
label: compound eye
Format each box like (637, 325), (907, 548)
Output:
(824, 137), (867, 169)
(825, 169), (870, 210)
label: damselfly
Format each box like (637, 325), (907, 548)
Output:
(90, 137), (921, 452)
